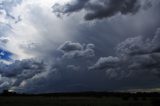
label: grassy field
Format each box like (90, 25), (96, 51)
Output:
(0, 96), (159, 106)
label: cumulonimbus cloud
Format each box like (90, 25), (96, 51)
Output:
(0, 41), (96, 93)
(1, 28), (160, 93)
(90, 28), (160, 80)
(0, 0), (160, 93)
(52, 0), (152, 20)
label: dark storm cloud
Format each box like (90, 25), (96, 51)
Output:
(0, 59), (45, 78)
(0, 42), (96, 93)
(53, 0), (151, 20)
(84, 0), (141, 20)
(116, 28), (160, 56)
(1, 30), (160, 93)
(17, 34), (160, 92)
(0, 75), (11, 90)
(58, 41), (95, 59)
(89, 56), (120, 70)
(14, 42), (96, 93)
(0, 59), (47, 91)
(91, 28), (160, 80)
(58, 41), (83, 52)
(1, 0), (160, 93)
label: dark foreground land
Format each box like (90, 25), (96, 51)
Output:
(0, 92), (160, 106)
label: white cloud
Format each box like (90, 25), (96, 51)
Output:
(0, 0), (73, 60)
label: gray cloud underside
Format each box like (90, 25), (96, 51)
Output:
(0, 42), (96, 93)
(53, 0), (151, 20)
(90, 28), (160, 81)
(1, 0), (160, 93)
(0, 27), (160, 93)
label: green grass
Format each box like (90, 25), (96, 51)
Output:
(0, 96), (156, 106)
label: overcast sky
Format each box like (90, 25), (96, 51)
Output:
(0, 0), (160, 93)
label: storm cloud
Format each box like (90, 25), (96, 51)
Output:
(91, 28), (160, 82)
(53, 0), (151, 20)
(0, 41), (96, 93)
(0, 0), (160, 93)
(58, 41), (95, 59)
(1, 29), (160, 93)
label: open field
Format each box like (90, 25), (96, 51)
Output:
(0, 96), (153, 106)
(0, 93), (160, 106)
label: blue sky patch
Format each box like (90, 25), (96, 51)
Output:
(0, 48), (13, 61)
